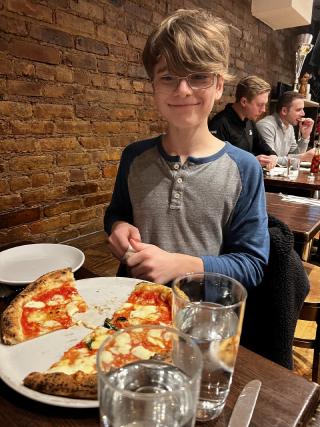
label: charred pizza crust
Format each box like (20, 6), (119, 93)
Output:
(1, 268), (86, 345)
(23, 371), (97, 399)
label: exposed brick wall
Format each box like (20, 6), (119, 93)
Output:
(0, 0), (297, 245)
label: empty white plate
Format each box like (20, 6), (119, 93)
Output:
(0, 244), (85, 286)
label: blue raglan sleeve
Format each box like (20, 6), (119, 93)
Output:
(104, 146), (133, 235)
(201, 155), (269, 289)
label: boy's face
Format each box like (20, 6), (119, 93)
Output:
(240, 92), (269, 121)
(152, 57), (223, 129)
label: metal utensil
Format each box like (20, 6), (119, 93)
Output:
(228, 379), (261, 427)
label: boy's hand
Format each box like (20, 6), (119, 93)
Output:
(107, 222), (141, 261)
(126, 239), (203, 284)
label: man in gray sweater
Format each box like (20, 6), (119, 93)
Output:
(256, 91), (314, 165)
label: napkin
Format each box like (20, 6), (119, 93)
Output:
(122, 243), (136, 261)
(265, 167), (287, 177)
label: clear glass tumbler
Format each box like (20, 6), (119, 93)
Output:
(97, 324), (203, 427)
(172, 272), (247, 422)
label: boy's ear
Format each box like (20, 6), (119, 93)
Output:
(214, 76), (224, 100)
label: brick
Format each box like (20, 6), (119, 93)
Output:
(70, 0), (103, 21)
(14, 61), (35, 77)
(79, 137), (110, 149)
(23, 187), (65, 205)
(29, 215), (70, 234)
(56, 11), (95, 36)
(64, 52), (97, 70)
(87, 167), (101, 180)
(11, 121), (54, 135)
(44, 199), (82, 217)
(0, 101), (32, 118)
(54, 120), (91, 135)
(50, 229), (79, 242)
(132, 81), (145, 92)
(0, 14), (28, 36)
(97, 59), (127, 75)
(0, 58), (13, 75)
(70, 169), (86, 182)
(75, 104), (108, 120)
(56, 66), (73, 83)
(52, 172), (68, 184)
(84, 88), (115, 102)
(70, 207), (96, 224)
(128, 34), (146, 50)
(0, 179), (9, 194)
(7, 0), (52, 23)
(9, 40), (60, 64)
(30, 25), (74, 48)
(0, 122), (11, 135)
(127, 63), (147, 79)
(116, 92), (143, 105)
(10, 175), (31, 191)
(109, 108), (136, 120)
(103, 163), (118, 178)
(97, 25), (127, 45)
(7, 80), (43, 96)
(92, 121), (121, 134)
(83, 193), (110, 207)
(0, 36), (8, 53)
(42, 84), (74, 98)
(57, 153), (91, 166)
(37, 137), (79, 152)
(0, 137), (36, 154)
(9, 155), (54, 172)
(0, 207), (40, 229)
(32, 173), (50, 187)
(36, 63), (56, 81)
(75, 36), (109, 55)
(67, 182), (98, 196)
(73, 69), (91, 85)
(0, 226), (29, 244)
(33, 104), (74, 119)
(0, 194), (22, 210)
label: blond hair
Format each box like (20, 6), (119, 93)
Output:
(235, 75), (271, 102)
(142, 9), (232, 81)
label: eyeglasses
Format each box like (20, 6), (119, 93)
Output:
(153, 72), (217, 93)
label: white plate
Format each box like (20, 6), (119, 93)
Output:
(265, 167), (287, 177)
(300, 161), (311, 168)
(0, 244), (85, 286)
(0, 277), (140, 408)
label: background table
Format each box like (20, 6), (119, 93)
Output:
(266, 192), (320, 260)
(264, 171), (320, 198)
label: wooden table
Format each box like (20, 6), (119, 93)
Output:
(0, 262), (319, 427)
(266, 192), (320, 260)
(264, 170), (320, 198)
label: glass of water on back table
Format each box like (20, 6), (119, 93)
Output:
(97, 324), (203, 427)
(172, 272), (247, 422)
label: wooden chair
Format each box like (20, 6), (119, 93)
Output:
(293, 262), (320, 382)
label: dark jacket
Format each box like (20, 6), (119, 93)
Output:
(208, 103), (276, 156)
(240, 215), (310, 369)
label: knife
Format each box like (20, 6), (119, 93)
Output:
(228, 379), (262, 427)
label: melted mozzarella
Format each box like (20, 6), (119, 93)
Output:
(48, 354), (96, 375)
(43, 320), (61, 328)
(131, 345), (155, 359)
(24, 300), (46, 309)
(130, 305), (159, 320)
(66, 302), (79, 316)
(27, 311), (46, 322)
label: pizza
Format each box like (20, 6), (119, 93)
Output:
(1, 273), (172, 400)
(1, 268), (87, 345)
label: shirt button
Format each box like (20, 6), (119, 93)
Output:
(174, 192), (180, 199)
(177, 178), (182, 184)
(173, 163), (180, 170)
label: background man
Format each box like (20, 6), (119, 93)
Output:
(256, 91), (315, 165)
(208, 75), (277, 170)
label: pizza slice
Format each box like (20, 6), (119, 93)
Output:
(23, 326), (111, 399)
(1, 268), (88, 345)
(108, 282), (172, 329)
(23, 325), (173, 399)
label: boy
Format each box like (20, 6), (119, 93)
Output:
(104, 9), (269, 289)
(209, 75), (278, 170)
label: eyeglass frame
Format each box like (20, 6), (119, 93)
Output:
(152, 72), (218, 92)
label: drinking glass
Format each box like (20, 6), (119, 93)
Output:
(172, 272), (247, 422)
(97, 324), (202, 427)
(286, 154), (301, 179)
